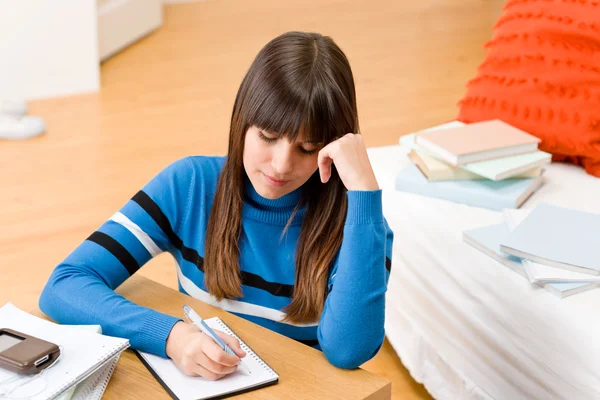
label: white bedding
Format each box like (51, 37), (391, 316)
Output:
(367, 145), (600, 400)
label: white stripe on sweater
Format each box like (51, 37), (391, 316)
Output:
(111, 211), (317, 327)
(176, 264), (319, 328)
(110, 212), (162, 257)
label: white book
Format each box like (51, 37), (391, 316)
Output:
(503, 209), (600, 283)
(463, 224), (598, 298)
(0, 303), (129, 400)
(500, 203), (600, 275)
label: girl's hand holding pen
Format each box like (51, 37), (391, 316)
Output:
(166, 321), (246, 380)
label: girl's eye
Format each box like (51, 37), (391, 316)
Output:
(258, 132), (277, 143)
(299, 147), (317, 156)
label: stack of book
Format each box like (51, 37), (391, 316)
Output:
(395, 120), (552, 210)
(463, 203), (600, 298)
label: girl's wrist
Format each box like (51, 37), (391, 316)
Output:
(345, 190), (383, 225)
(166, 321), (188, 359)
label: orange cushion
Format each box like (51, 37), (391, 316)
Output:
(457, 0), (600, 177)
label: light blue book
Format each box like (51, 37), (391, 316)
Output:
(395, 162), (544, 210)
(500, 203), (600, 276)
(463, 224), (598, 298)
(400, 133), (551, 181)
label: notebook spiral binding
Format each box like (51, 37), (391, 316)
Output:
(215, 319), (277, 377)
(71, 354), (121, 400)
(52, 343), (127, 400)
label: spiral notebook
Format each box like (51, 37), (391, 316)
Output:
(71, 354), (120, 400)
(0, 302), (129, 400)
(136, 317), (278, 400)
(55, 325), (119, 400)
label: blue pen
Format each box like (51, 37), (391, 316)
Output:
(182, 305), (251, 375)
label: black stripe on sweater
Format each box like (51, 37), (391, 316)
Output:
(87, 231), (140, 276)
(132, 190), (294, 298)
(386, 256), (392, 273)
(240, 271), (293, 297)
(132, 191), (200, 267)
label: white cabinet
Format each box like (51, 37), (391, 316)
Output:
(97, 0), (163, 62)
(0, 0), (164, 101)
(0, 1), (100, 101)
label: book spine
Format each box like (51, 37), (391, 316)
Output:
(395, 180), (512, 211)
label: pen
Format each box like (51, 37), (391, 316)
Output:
(182, 305), (251, 375)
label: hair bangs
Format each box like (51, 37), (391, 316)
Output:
(245, 83), (349, 146)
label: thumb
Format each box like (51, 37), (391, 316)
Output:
(215, 330), (246, 358)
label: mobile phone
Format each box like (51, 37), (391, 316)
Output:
(0, 328), (60, 375)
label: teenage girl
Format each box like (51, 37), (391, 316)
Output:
(40, 31), (393, 380)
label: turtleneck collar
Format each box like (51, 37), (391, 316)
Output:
(243, 178), (305, 226)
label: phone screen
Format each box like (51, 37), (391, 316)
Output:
(0, 332), (24, 352)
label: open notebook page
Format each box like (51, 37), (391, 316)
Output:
(136, 317), (278, 400)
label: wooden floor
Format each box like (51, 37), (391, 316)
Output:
(0, 0), (505, 398)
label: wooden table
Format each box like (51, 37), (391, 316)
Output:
(95, 274), (391, 399)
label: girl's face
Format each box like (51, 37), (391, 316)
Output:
(243, 125), (321, 199)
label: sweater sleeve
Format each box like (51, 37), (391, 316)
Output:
(316, 190), (393, 369)
(39, 157), (196, 357)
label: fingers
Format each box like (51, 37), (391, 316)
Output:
(196, 364), (227, 381)
(179, 345), (238, 380)
(174, 328), (243, 381)
(179, 355), (227, 380)
(195, 351), (238, 377)
(318, 145), (334, 183)
(215, 330), (246, 358)
(202, 335), (242, 368)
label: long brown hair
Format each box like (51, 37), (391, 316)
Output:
(205, 31), (359, 323)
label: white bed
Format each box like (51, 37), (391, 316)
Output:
(367, 145), (600, 400)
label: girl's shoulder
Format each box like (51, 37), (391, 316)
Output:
(154, 155), (226, 194)
(186, 155), (226, 173)
(183, 155), (227, 188)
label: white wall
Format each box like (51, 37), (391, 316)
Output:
(0, 1), (100, 101)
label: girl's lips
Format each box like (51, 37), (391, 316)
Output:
(263, 173), (289, 187)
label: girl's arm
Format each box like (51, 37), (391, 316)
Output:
(317, 190), (393, 369)
(39, 158), (196, 357)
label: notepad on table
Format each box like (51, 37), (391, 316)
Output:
(395, 161), (544, 210)
(500, 203), (600, 276)
(0, 303), (129, 400)
(136, 317), (278, 400)
(463, 224), (598, 298)
(414, 119), (541, 165)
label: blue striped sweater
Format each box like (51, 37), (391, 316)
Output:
(39, 156), (392, 369)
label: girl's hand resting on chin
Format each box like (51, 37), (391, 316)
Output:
(318, 133), (379, 191)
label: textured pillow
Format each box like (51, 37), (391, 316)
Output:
(457, 0), (600, 177)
